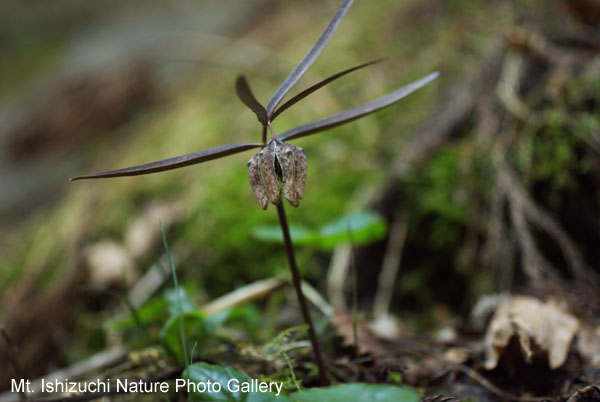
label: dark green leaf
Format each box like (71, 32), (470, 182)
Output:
(163, 288), (196, 316)
(204, 309), (233, 334)
(252, 212), (387, 249)
(203, 305), (261, 340)
(271, 58), (384, 121)
(105, 297), (166, 331)
(251, 225), (316, 245)
(183, 364), (420, 402)
(236, 75), (268, 126)
(266, 0), (354, 116)
(277, 72), (439, 142)
(183, 362), (281, 402)
(288, 383), (420, 402)
(70, 142), (263, 180)
(160, 311), (206, 363)
(318, 211), (387, 249)
(226, 305), (262, 340)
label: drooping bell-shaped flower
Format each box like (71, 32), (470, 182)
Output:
(248, 139), (307, 210)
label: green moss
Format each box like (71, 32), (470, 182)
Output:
(0, 0), (537, 363)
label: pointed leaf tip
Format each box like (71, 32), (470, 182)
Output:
(276, 71), (439, 142)
(70, 142), (263, 180)
(235, 75), (268, 126)
(266, 0), (355, 116)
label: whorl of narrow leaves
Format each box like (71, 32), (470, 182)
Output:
(71, 0), (438, 202)
(70, 1), (438, 388)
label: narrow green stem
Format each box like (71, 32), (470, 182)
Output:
(159, 219), (189, 367)
(276, 202), (329, 386)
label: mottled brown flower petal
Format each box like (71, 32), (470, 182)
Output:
(294, 146), (307, 200)
(260, 141), (281, 204)
(248, 152), (269, 210)
(277, 141), (299, 207)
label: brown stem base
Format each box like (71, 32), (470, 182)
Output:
(276, 202), (330, 386)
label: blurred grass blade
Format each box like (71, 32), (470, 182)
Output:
(266, 0), (354, 117)
(271, 58), (384, 121)
(235, 75), (268, 126)
(277, 72), (439, 142)
(159, 219), (189, 367)
(70, 142), (263, 180)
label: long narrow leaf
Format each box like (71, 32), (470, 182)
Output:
(70, 142), (263, 180)
(271, 58), (384, 121)
(235, 76), (268, 126)
(266, 0), (354, 117)
(277, 72), (439, 142)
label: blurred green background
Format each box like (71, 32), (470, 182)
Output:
(1, 0), (598, 393)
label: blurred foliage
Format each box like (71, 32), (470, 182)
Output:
(508, 74), (600, 206)
(107, 284), (263, 364)
(252, 210), (387, 250)
(183, 361), (421, 401)
(3, 0), (597, 366)
(405, 146), (470, 250)
(0, 0), (507, 301)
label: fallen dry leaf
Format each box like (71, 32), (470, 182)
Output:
(577, 324), (600, 368)
(369, 314), (409, 340)
(484, 295), (580, 370)
(124, 201), (182, 259)
(332, 310), (388, 355)
(83, 241), (136, 288)
(443, 347), (469, 365)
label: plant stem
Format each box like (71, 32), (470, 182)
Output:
(159, 219), (189, 367)
(276, 202), (329, 386)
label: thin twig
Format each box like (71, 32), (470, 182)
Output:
(399, 347), (551, 402)
(345, 223), (360, 358)
(300, 280), (334, 319)
(276, 202), (329, 386)
(450, 362), (549, 402)
(327, 245), (352, 309)
(372, 211), (408, 318)
(202, 278), (285, 315)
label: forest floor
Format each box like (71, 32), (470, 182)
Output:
(1, 1), (600, 401)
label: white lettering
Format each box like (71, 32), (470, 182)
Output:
(11, 379), (30, 394)
(175, 379), (186, 392)
(116, 379), (127, 392)
(228, 378), (240, 393)
(273, 382), (283, 396)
